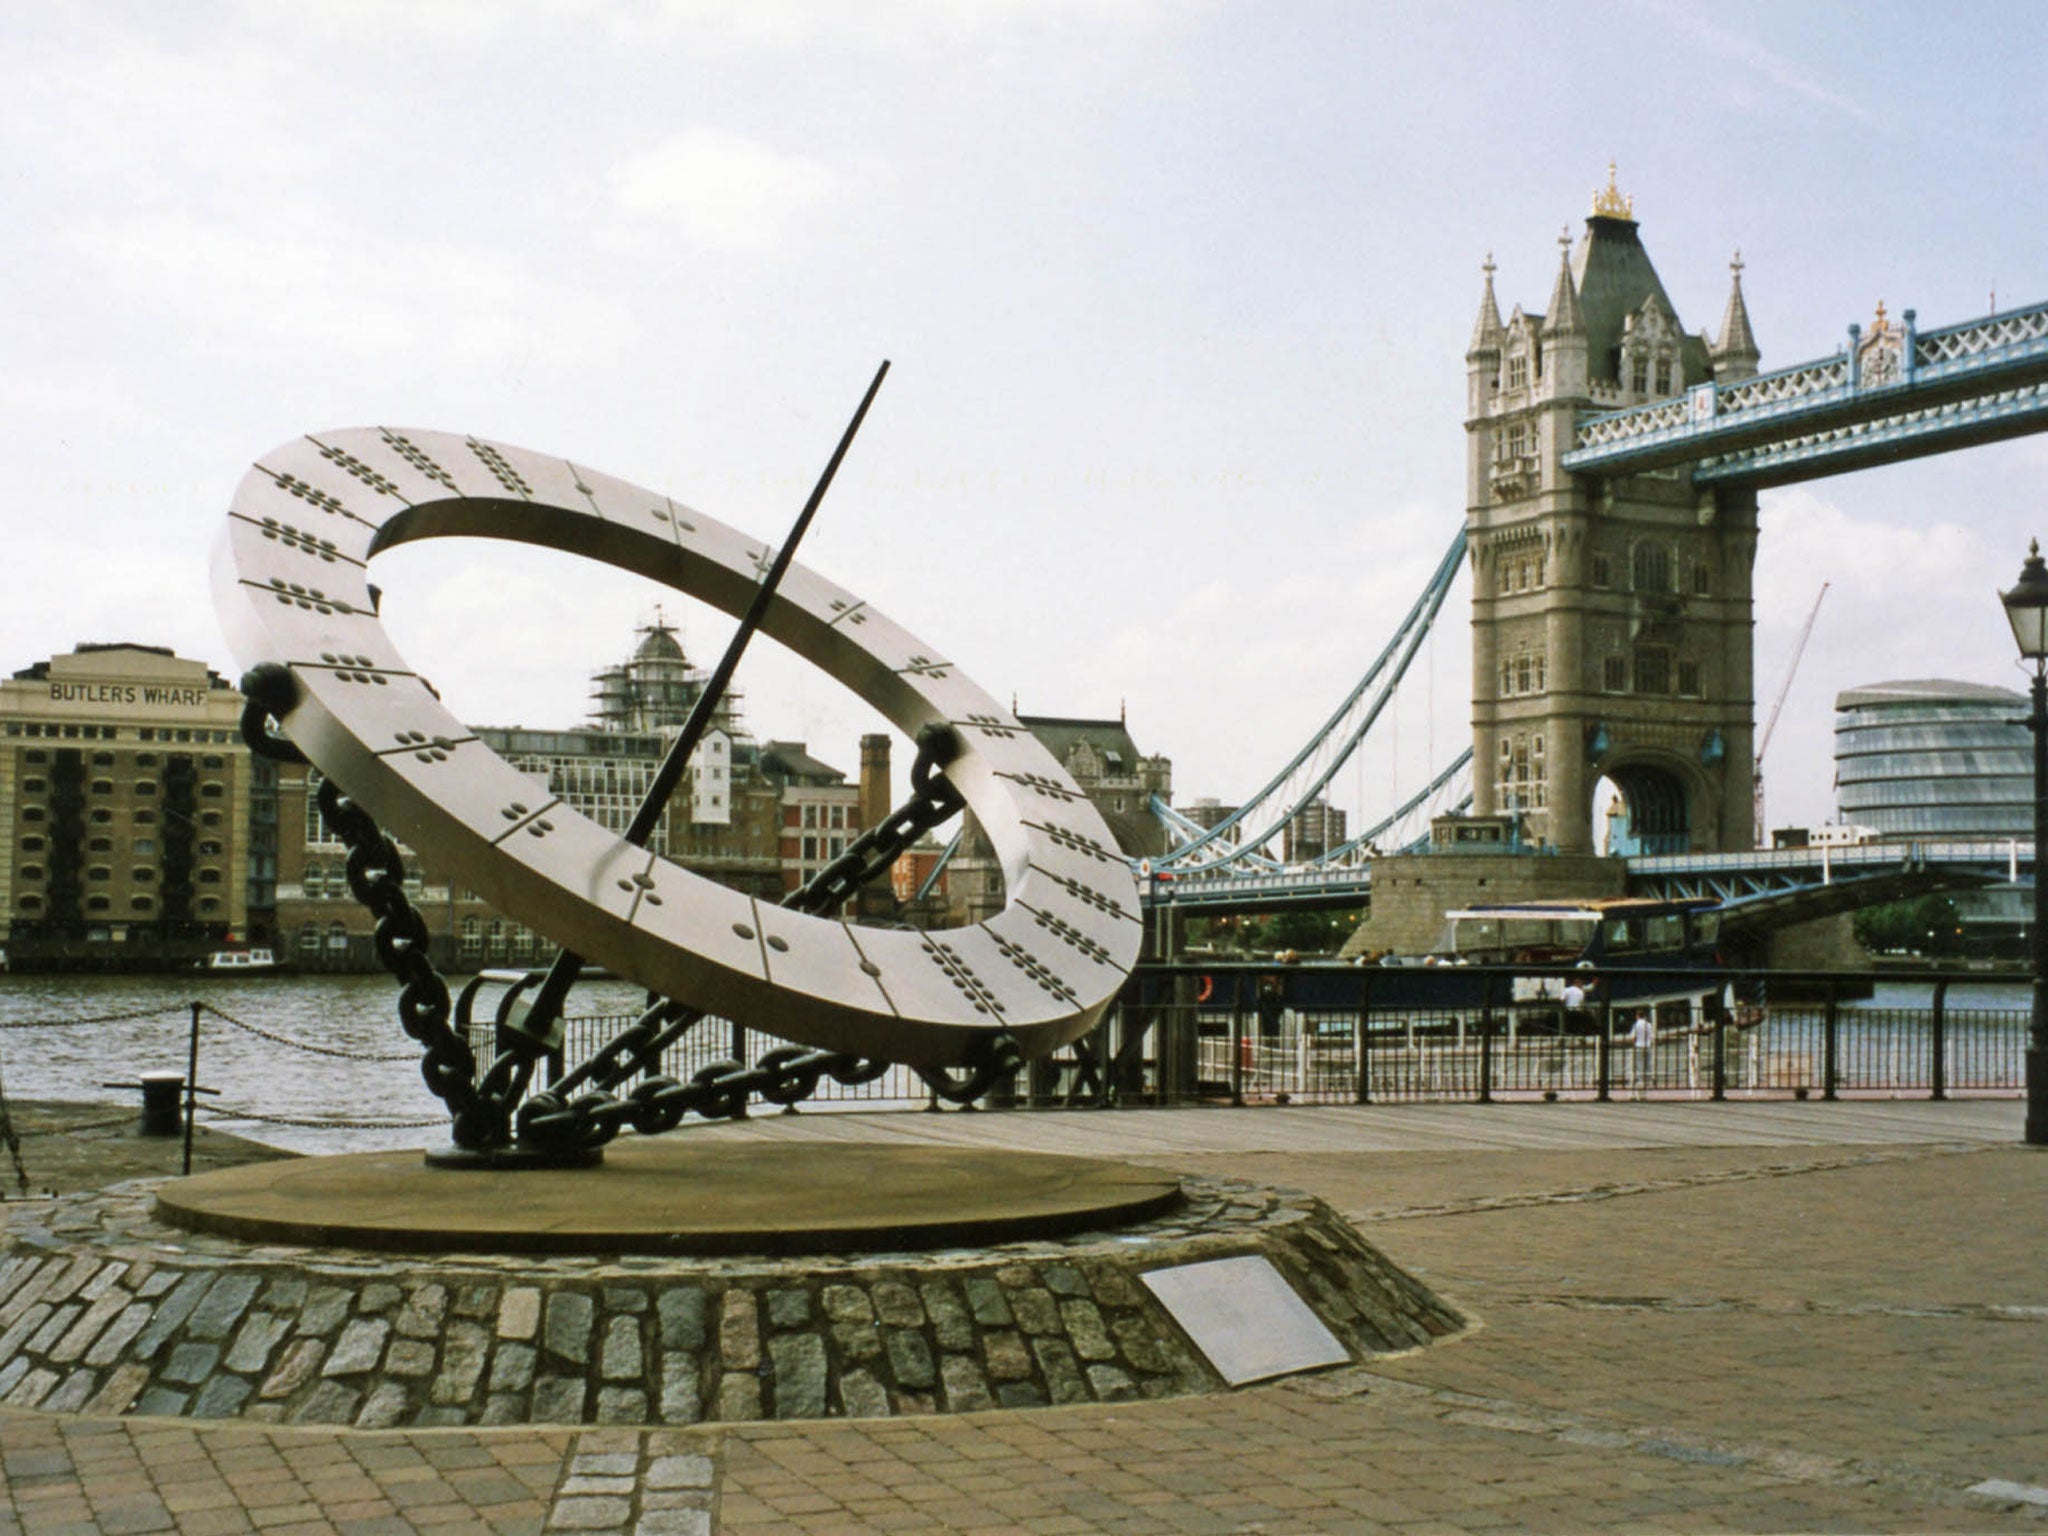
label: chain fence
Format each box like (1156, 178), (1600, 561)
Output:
(200, 1004), (420, 1063)
(0, 1006), (190, 1031)
(0, 997), (444, 1139)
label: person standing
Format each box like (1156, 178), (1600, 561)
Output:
(1562, 973), (1596, 1034)
(1628, 1009), (1656, 1099)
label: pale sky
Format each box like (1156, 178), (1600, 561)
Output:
(6, 1), (2046, 842)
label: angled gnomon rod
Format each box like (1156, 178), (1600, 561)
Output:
(496, 361), (893, 1066)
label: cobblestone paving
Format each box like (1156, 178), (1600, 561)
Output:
(0, 1175), (1458, 1428)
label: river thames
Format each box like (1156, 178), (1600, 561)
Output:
(0, 971), (2028, 1153)
(0, 971), (668, 1153)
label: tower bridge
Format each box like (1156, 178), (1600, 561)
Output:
(1141, 168), (2047, 928)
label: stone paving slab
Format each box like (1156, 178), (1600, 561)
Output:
(1350, 1141), (2048, 1497)
(0, 1098), (2040, 1533)
(0, 1101), (288, 1205)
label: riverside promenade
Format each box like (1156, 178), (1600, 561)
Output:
(1, 1098), (2043, 1535)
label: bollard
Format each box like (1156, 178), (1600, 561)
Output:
(1477, 974), (1496, 1105)
(1930, 979), (1949, 1101)
(139, 1072), (185, 1137)
(184, 1000), (202, 1175)
(1822, 981), (1840, 1101)
(1229, 978), (1247, 1107)
(1355, 974), (1374, 1106)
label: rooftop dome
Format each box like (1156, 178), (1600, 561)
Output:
(633, 623), (685, 664)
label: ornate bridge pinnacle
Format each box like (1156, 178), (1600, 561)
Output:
(1592, 161), (1634, 220)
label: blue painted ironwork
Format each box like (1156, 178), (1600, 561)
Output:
(1144, 861), (1376, 914)
(1149, 796), (1282, 871)
(1563, 298), (2048, 486)
(1150, 527), (1467, 876)
(1624, 839), (2026, 916)
(912, 827), (964, 905)
(1310, 749), (1474, 867)
(1139, 750), (1474, 913)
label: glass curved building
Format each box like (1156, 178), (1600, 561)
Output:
(1834, 679), (2029, 839)
(1834, 679), (2030, 957)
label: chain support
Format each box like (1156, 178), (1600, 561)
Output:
(318, 778), (526, 1149)
(242, 692), (1020, 1158)
(511, 723), (1000, 1155)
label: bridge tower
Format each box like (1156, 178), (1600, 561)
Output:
(1466, 169), (1762, 855)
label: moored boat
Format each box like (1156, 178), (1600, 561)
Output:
(198, 948), (280, 974)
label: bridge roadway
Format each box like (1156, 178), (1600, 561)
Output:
(1138, 837), (2030, 919)
(1560, 297), (2048, 486)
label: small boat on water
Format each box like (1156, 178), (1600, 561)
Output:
(199, 948), (280, 974)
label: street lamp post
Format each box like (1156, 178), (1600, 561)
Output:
(1999, 539), (2048, 1146)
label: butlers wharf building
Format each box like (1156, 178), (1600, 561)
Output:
(1, 643), (261, 971)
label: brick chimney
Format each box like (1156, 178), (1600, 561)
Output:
(856, 734), (895, 920)
(859, 733), (891, 832)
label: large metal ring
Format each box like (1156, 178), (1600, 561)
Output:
(211, 428), (1141, 1067)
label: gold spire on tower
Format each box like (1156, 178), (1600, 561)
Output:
(1591, 161), (1634, 220)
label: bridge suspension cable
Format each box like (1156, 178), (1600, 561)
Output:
(1311, 745), (1475, 866)
(1153, 525), (1468, 873)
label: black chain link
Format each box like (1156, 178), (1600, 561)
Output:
(513, 723), (1022, 1153)
(200, 1004), (420, 1062)
(785, 721), (966, 912)
(0, 1006), (193, 1031)
(237, 663), (307, 764)
(206, 1105), (449, 1130)
(241, 679), (1023, 1155)
(242, 672), (531, 1149)
(316, 777), (516, 1148)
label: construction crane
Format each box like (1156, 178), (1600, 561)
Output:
(1753, 581), (1829, 845)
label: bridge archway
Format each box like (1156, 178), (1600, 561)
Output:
(1594, 756), (1701, 856)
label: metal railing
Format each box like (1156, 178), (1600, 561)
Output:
(1181, 998), (2026, 1105)
(452, 963), (2025, 1118)
(1110, 964), (2025, 1108)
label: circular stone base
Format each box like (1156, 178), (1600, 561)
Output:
(153, 1142), (1187, 1256)
(0, 1167), (1464, 1429)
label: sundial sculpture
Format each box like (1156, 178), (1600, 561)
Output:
(214, 368), (1141, 1161)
